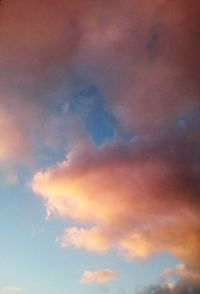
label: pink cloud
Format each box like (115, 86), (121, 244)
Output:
(0, 0), (199, 281)
(0, 104), (31, 163)
(32, 131), (200, 268)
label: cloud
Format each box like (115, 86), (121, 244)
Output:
(1, 0), (200, 284)
(58, 226), (111, 252)
(76, 0), (200, 132)
(0, 0), (95, 169)
(0, 286), (22, 293)
(135, 263), (200, 293)
(0, 0), (199, 139)
(136, 283), (200, 294)
(32, 124), (200, 269)
(0, 0), (200, 172)
(80, 269), (118, 284)
(136, 263), (200, 294)
(161, 263), (200, 286)
(0, 104), (31, 163)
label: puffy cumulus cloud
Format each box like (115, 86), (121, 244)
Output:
(32, 125), (200, 270)
(80, 269), (118, 284)
(119, 221), (200, 265)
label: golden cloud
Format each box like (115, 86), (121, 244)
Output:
(80, 269), (117, 284)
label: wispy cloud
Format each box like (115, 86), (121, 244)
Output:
(0, 286), (22, 293)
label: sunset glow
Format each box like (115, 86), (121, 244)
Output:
(0, 1), (200, 293)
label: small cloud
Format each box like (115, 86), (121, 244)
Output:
(0, 286), (22, 293)
(58, 226), (111, 253)
(80, 269), (118, 284)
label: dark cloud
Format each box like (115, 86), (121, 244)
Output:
(136, 282), (200, 294)
(0, 0), (200, 159)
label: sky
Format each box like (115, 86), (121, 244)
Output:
(0, 0), (200, 293)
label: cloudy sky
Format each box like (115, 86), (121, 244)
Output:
(0, 1), (200, 293)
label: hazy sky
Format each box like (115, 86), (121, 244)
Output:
(0, 1), (200, 293)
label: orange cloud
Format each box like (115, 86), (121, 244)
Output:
(80, 269), (118, 284)
(58, 226), (112, 253)
(32, 130), (200, 269)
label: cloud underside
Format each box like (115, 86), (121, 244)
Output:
(137, 283), (200, 294)
(0, 0), (200, 164)
(161, 263), (200, 286)
(134, 263), (200, 292)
